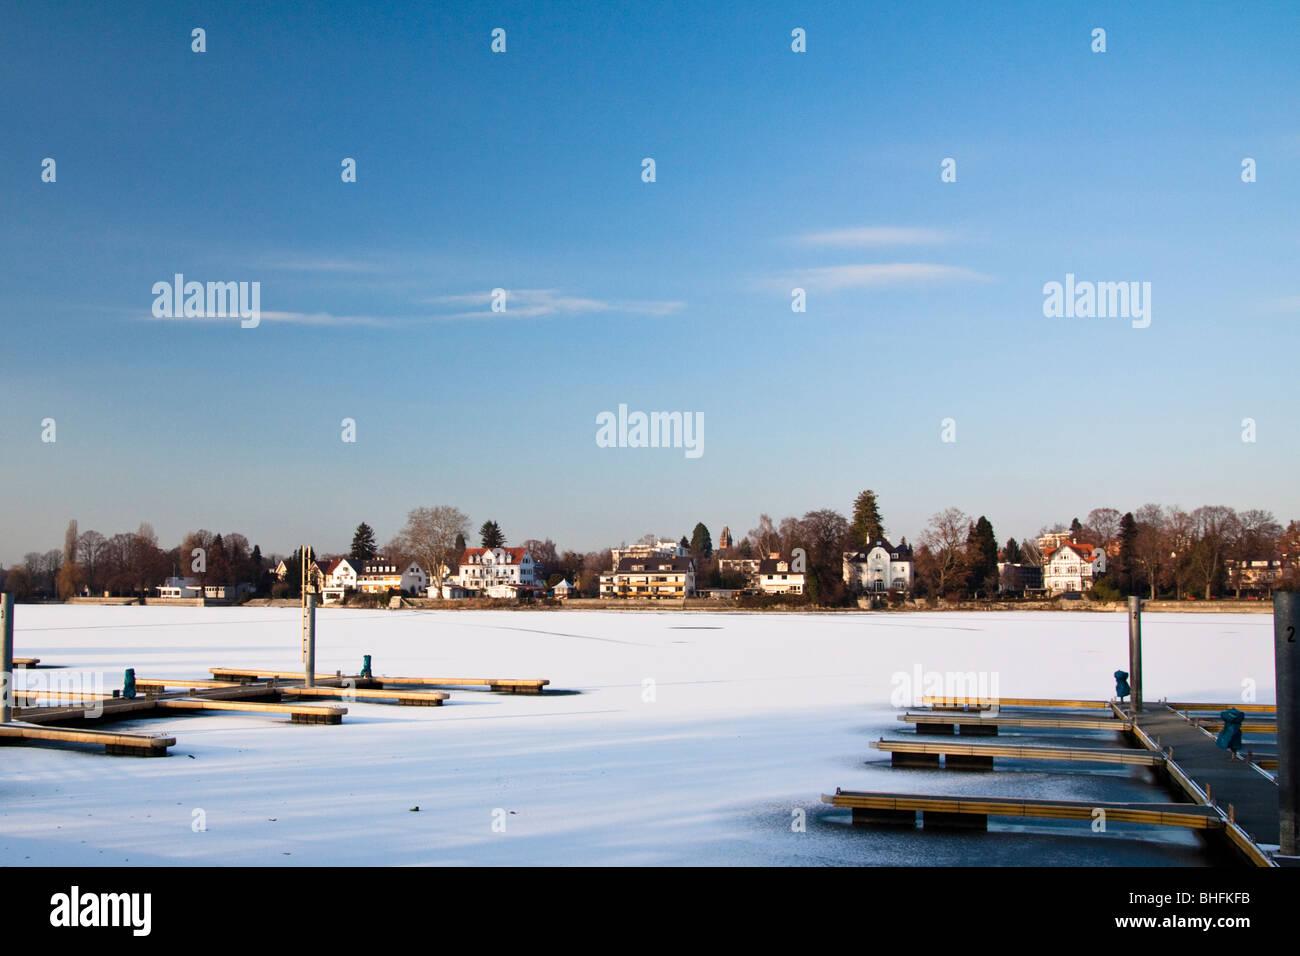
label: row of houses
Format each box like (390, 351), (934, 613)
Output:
(156, 532), (1164, 605)
(596, 536), (1117, 600)
(595, 538), (920, 600)
(266, 548), (551, 603)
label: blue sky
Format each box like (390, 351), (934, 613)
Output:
(2, 0), (1298, 560)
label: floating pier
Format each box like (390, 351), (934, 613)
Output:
(821, 789), (1223, 831)
(828, 594), (1292, 866)
(209, 667), (549, 694)
(0, 721), (174, 757)
(872, 737), (1163, 770)
(901, 711), (1131, 733)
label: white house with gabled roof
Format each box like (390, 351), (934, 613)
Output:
(1043, 542), (1105, 594)
(843, 539), (914, 592)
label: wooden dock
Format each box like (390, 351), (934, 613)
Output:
(872, 737), (1164, 770)
(281, 685), (448, 706)
(209, 667), (549, 694)
(821, 788), (1223, 831)
(921, 696), (1114, 710)
(14, 682), (347, 726)
(1165, 702), (1277, 714)
(833, 691), (1280, 865)
(0, 722), (174, 756)
(1131, 706), (1280, 850)
(901, 711), (1131, 733)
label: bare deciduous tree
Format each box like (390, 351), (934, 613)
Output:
(921, 507), (971, 596)
(1084, 508), (1122, 550)
(397, 506), (469, 597)
(746, 514), (779, 558)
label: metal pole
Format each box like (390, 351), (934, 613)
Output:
(1, 594), (13, 723)
(304, 593), (316, 688)
(1128, 596), (1143, 715)
(1275, 591), (1299, 856)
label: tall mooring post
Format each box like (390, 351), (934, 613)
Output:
(300, 545), (316, 687)
(303, 594), (317, 689)
(1127, 596), (1143, 715)
(1276, 591), (1299, 856)
(1, 594), (14, 723)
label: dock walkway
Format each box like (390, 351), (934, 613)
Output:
(1133, 707), (1279, 847)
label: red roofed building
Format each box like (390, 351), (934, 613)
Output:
(1043, 542), (1106, 595)
(451, 546), (541, 595)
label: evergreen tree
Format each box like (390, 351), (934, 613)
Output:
(351, 522), (378, 561)
(679, 535), (690, 551)
(1070, 517), (1083, 541)
(965, 516), (999, 596)
(209, 534), (230, 583)
(480, 520), (506, 549)
(1004, 537), (1022, 564)
(251, 544), (262, 570)
(850, 489), (885, 545)
(1117, 512), (1140, 594)
(690, 523), (713, 558)
(454, 532), (466, 553)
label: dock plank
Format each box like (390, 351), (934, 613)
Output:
(1132, 707), (1279, 847)
(821, 789), (1223, 829)
(872, 738), (1164, 766)
(902, 712), (1131, 731)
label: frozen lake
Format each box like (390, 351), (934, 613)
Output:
(0, 606), (1275, 866)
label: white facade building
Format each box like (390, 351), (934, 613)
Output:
(842, 539), (914, 592)
(316, 558), (360, 603)
(610, 539), (687, 567)
(448, 547), (540, 595)
(1042, 542), (1106, 594)
(358, 558), (429, 595)
(756, 557), (804, 594)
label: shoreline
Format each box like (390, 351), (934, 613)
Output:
(55, 597), (1277, 614)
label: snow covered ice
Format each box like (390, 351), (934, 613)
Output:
(1, 606), (1273, 866)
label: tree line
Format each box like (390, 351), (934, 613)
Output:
(4, 499), (1294, 603)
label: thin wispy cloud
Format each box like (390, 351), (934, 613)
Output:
(143, 309), (397, 327)
(776, 263), (992, 291)
(137, 290), (684, 328)
(428, 288), (684, 320)
(260, 257), (389, 274)
(795, 226), (957, 246)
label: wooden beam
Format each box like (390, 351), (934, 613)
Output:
(211, 667), (549, 692)
(0, 721), (173, 755)
(282, 685), (447, 706)
(922, 696), (1113, 710)
(155, 698), (346, 723)
(872, 738), (1164, 766)
(1166, 702), (1277, 714)
(821, 790), (1223, 829)
(902, 712), (1130, 731)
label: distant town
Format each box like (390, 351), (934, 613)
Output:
(3, 492), (1294, 609)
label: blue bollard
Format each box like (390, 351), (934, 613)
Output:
(361, 655), (372, 679)
(1216, 708), (1244, 754)
(1114, 669), (1130, 700)
(123, 668), (136, 700)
